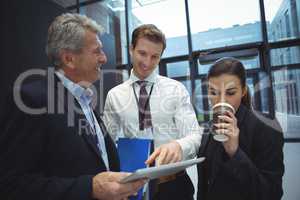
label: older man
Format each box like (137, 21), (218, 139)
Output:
(0, 13), (145, 200)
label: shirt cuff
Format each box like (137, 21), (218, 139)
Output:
(176, 137), (197, 160)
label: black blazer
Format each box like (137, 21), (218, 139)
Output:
(0, 71), (120, 200)
(197, 104), (284, 200)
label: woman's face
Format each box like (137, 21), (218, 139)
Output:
(208, 74), (246, 111)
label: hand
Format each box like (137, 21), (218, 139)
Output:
(214, 110), (239, 157)
(92, 172), (146, 200)
(145, 141), (183, 166)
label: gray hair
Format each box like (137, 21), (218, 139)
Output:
(46, 13), (103, 66)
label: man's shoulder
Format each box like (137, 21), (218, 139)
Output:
(2, 76), (49, 117)
(107, 80), (131, 95)
(20, 77), (49, 107)
(249, 109), (282, 133)
(157, 75), (182, 85)
(156, 75), (187, 91)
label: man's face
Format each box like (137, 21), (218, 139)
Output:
(71, 30), (107, 85)
(130, 37), (163, 80)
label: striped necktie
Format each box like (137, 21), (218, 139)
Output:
(136, 80), (152, 130)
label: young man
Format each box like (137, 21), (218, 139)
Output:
(103, 24), (202, 200)
(0, 13), (145, 200)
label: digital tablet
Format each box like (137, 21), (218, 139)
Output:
(120, 157), (205, 183)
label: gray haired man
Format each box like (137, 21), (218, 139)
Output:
(0, 13), (145, 200)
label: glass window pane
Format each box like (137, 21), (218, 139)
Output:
(198, 62), (210, 75)
(258, 72), (271, 114)
(265, 0), (300, 42)
(194, 79), (206, 121)
(272, 68), (300, 138)
(122, 69), (129, 81)
(180, 80), (192, 96)
(246, 78), (255, 97)
(246, 73), (272, 113)
(189, 0), (261, 51)
(283, 143), (300, 200)
(128, 0), (189, 57)
(115, 67), (129, 83)
(271, 46), (300, 66)
(247, 75), (266, 112)
(198, 54), (260, 75)
(80, 1), (128, 65)
(166, 61), (190, 78)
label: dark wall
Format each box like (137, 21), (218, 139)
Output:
(0, 0), (119, 113)
(1, 0), (65, 108)
(98, 33), (119, 113)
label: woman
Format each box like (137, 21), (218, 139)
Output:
(197, 57), (284, 200)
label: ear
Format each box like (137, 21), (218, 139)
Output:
(242, 86), (248, 97)
(60, 50), (76, 69)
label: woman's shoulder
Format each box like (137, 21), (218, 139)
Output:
(243, 108), (284, 151)
(247, 108), (282, 133)
(237, 105), (283, 144)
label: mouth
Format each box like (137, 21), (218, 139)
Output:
(96, 65), (101, 72)
(140, 64), (149, 71)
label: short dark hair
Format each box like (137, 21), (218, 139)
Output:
(207, 57), (252, 109)
(131, 24), (166, 52)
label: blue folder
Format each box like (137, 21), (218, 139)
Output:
(117, 137), (154, 200)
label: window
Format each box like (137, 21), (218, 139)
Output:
(285, 10), (291, 37)
(198, 53), (260, 75)
(127, 0), (189, 58)
(283, 143), (300, 200)
(272, 68), (300, 138)
(271, 47), (300, 66)
(180, 80), (192, 96)
(194, 79), (206, 122)
(258, 72), (271, 114)
(188, 0), (261, 51)
(80, 1), (128, 65)
(166, 61), (190, 78)
(264, 0), (300, 42)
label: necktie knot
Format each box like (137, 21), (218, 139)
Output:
(136, 80), (147, 87)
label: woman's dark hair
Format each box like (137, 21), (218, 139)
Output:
(207, 57), (251, 109)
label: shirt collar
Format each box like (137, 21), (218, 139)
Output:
(55, 70), (94, 105)
(128, 68), (158, 85)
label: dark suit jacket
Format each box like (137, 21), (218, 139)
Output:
(0, 70), (120, 200)
(197, 104), (284, 200)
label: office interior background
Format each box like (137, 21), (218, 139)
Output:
(1, 0), (299, 199)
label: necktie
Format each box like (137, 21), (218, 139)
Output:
(136, 81), (152, 130)
(88, 107), (101, 154)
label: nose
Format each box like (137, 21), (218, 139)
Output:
(99, 51), (107, 64)
(217, 92), (227, 104)
(142, 56), (152, 67)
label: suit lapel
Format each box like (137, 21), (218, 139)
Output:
(53, 73), (105, 164)
(94, 111), (120, 171)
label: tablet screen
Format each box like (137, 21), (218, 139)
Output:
(120, 157), (205, 183)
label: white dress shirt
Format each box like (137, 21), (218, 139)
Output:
(103, 70), (203, 160)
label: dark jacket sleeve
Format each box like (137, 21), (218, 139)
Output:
(0, 92), (94, 200)
(221, 114), (284, 200)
